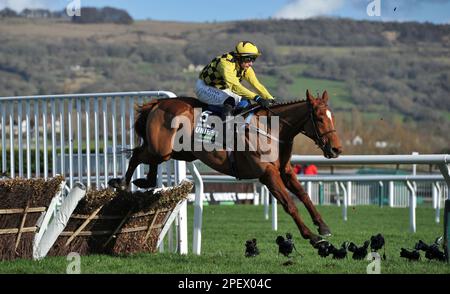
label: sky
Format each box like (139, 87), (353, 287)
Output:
(0, 0), (449, 24)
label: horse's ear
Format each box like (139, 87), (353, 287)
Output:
(322, 91), (329, 103)
(306, 89), (314, 103)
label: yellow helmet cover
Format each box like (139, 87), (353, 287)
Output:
(235, 41), (261, 56)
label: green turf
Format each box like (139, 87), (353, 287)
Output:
(0, 205), (448, 274)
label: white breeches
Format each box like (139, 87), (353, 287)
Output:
(195, 79), (242, 106)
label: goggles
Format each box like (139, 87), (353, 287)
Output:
(241, 55), (257, 63)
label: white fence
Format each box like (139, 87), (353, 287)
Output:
(189, 155), (450, 240)
(193, 171), (448, 234)
(0, 90), (194, 255)
(0, 91), (176, 188)
(2, 92), (450, 255)
(290, 155), (450, 233)
(298, 179), (447, 207)
(291, 155), (450, 202)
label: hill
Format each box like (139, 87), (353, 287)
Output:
(0, 17), (448, 154)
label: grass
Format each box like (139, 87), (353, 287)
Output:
(136, 62), (154, 76)
(259, 73), (351, 109)
(442, 110), (450, 121)
(278, 64), (310, 75)
(277, 45), (391, 57)
(258, 75), (278, 91)
(261, 72), (413, 124)
(288, 76), (351, 109)
(0, 204), (449, 274)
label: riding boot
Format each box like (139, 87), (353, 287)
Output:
(221, 103), (234, 121)
(218, 98), (234, 147)
(222, 97), (235, 121)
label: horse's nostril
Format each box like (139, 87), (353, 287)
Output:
(332, 147), (341, 155)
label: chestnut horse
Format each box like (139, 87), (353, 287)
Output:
(109, 90), (342, 247)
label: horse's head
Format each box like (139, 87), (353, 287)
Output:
(304, 90), (342, 159)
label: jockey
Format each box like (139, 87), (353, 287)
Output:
(195, 41), (275, 119)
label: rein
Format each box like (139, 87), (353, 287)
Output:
(260, 102), (336, 148)
(307, 102), (336, 149)
(264, 107), (295, 128)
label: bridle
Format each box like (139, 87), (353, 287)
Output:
(263, 101), (336, 149)
(306, 102), (337, 150)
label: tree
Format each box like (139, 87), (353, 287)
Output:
(0, 8), (18, 17)
(72, 7), (133, 24)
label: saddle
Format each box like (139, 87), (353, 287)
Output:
(194, 100), (257, 146)
(195, 100), (257, 179)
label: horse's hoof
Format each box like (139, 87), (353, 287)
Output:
(108, 178), (122, 189)
(310, 236), (326, 248)
(108, 178), (129, 191)
(318, 224), (332, 237)
(132, 178), (154, 189)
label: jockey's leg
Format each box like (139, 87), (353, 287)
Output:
(281, 163), (332, 237)
(221, 89), (242, 119)
(221, 97), (235, 120)
(195, 79), (229, 105)
(259, 165), (323, 247)
(195, 79), (242, 120)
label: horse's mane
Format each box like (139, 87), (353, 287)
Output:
(272, 98), (330, 110)
(272, 99), (307, 106)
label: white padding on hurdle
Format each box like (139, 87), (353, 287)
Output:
(33, 182), (86, 260)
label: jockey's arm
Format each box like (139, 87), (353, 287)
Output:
(218, 60), (258, 99)
(243, 67), (274, 100)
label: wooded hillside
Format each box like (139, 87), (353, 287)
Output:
(0, 16), (448, 154)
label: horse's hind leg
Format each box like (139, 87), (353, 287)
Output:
(281, 164), (331, 237)
(108, 146), (147, 190)
(260, 165), (323, 247)
(132, 164), (158, 189)
(125, 146), (166, 189)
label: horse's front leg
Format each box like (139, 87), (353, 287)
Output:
(281, 164), (331, 237)
(260, 165), (323, 247)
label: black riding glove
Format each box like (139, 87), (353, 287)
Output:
(254, 96), (272, 108)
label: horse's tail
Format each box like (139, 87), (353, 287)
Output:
(134, 99), (159, 147)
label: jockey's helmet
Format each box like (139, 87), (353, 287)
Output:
(235, 41), (261, 57)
